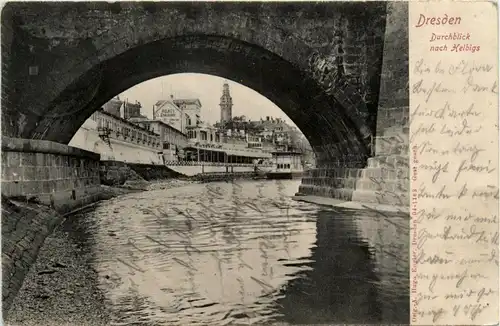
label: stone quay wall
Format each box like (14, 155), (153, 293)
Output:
(1, 137), (102, 315)
(1, 137), (102, 213)
(297, 106), (409, 207)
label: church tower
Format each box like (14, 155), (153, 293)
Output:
(219, 81), (233, 125)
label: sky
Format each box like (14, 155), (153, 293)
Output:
(118, 73), (298, 127)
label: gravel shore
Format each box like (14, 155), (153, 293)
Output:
(4, 178), (198, 326)
(5, 217), (110, 326)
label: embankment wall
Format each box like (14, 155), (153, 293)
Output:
(1, 137), (102, 315)
(1, 137), (102, 212)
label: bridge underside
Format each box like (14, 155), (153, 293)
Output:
(6, 36), (372, 165)
(1, 1), (409, 206)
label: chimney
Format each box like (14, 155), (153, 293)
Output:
(266, 116), (270, 121)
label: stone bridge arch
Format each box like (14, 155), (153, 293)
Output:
(1, 1), (388, 164)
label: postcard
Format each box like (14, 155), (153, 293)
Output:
(410, 1), (498, 325)
(0, 1), (498, 325)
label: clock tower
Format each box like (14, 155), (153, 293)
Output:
(219, 81), (233, 125)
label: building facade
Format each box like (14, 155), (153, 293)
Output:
(219, 81), (233, 125)
(153, 96), (188, 134)
(173, 98), (202, 128)
(186, 123), (221, 144)
(131, 119), (189, 161)
(102, 97), (147, 120)
(102, 97), (123, 117)
(124, 101), (147, 120)
(250, 116), (296, 145)
(69, 109), (163, 165)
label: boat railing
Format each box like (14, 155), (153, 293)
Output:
(189, 139), (270, 154)
(164, 161), (274, 167)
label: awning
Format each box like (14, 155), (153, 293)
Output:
(224, 149), (272, 158)
(184, 146), (225, 153)
(185, 146), (271, 158)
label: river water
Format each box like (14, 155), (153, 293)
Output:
(28, 180), (410, 325)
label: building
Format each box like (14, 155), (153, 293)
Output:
(153, 95), (188, 133)
(102, 96), (147, 120)
(219, 81), (233, 125)
(186, 123), (221, 144)
(250, 116), (294, 144)
(123, 100), (147, 120)
(173, 98), (202, 128)
(69, 109), (163, 165)
(130, 119), (189, 162)
(102, 97), (123, 117)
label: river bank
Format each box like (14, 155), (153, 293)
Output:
(5, 213), (110, 326)
(2, 177), (199, 324)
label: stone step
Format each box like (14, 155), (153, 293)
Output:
(300, 177), (357, 189)
(298, 185), (354, 201)
(304, 168), (364, 179)
(360, 167), (409, 179)
(355, 178), (409, 192)
(366, 156), (409, 168)
(301, 177), (409, 192)
(351, 189), (408, 206)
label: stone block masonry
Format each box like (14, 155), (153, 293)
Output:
(1, 196), (63, 316)
(296, 2), (410, 208)
(1, 137), (103, 315)
(1, 137), (102, 213)
(297, 106), (409, 208)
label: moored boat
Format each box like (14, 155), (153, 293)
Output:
(266, 150), (304, 179)
(165, 144), (273, 177)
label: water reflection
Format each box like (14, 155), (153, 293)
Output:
(66, 180), (409, 325)
(275, 208), (409, 324)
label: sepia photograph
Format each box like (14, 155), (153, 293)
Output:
(1, 1), (410, 325)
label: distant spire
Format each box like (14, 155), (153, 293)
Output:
(220, 81), (233, 125)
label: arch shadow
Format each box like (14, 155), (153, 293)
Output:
(28, 35), (371, 163)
